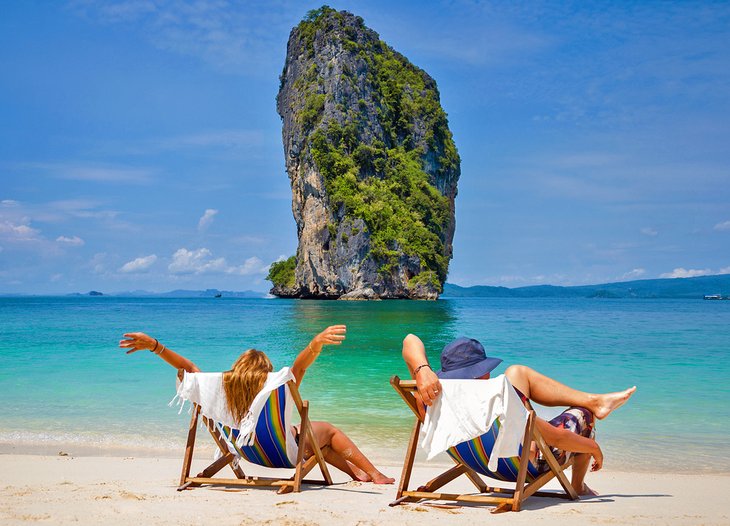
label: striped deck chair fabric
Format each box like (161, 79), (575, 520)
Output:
(216, 384), (296, 469)
(446, 418), (540, 483)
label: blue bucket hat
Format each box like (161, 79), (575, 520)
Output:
(436, 337), (502, 379)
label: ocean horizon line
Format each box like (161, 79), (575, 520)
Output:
(2, 272), (729, 299)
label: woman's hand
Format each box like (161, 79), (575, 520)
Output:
(312, 325), (347, 348)
(119, 333), (200, 373)
(415, 366), (442, 407)
(119, 332), (157, 354)
(291, 325), (346, 386)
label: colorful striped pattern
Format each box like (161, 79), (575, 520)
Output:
(216, 384), (295, 469)
(446, 418), (539, 483)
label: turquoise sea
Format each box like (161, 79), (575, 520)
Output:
(1, 296), (728, 473)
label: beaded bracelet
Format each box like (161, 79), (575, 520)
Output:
(413, 363), (431, 376)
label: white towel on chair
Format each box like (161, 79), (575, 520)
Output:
(420, 375), (529, 471)
(173, 367), (295, 437)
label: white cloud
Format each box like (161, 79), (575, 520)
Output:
(617, 268), (646, 281)
(59, 165), (153, 183)
(660, 267), (713, 278)
(394, 7), (550, 68)
(496, 275), (529, 285)
(714, 220), (730, 231)
(68, 0), (289, 73)
(0, 220), (41, 242)
(111, 129), (265, 158)
(719, 266), (730, 275)
(50, 199), (100, 210)
(48, 199), (120, 221)
(120, 255), (158, 273)
(56, 235), (85, 247)
(168, 248), (269, 276)
(0, 199), (120, 227)
(640, 227), (658, 236)
(90, 253), (107, 274)
(154, 130), (264, 151)
(14, 162), (154, 184)
(226, 256), (269, 276)
(77, 0), (157, 22)
(168, 248), (226, 274)
(230, 234), (267, 245)
(197, 209), (218, 231)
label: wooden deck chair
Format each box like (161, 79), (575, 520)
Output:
(178, 379), (332, 494)
(389, 376), (579, 512)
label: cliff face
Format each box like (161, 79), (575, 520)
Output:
(274, 7), (460, 299)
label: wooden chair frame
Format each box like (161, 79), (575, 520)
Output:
(178, 379), (333, 494)
(389, 376), (579, 512)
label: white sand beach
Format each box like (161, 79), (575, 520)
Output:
(2, 454), (728, 526)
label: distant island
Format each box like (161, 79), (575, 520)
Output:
(61, 289), (268, 299)
(442, 274), (730, 299)
(113, 289), (266, 298)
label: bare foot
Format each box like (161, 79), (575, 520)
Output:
(594, 386), (636, 420)
(350, 466), (372, 482)
(370, 472), (395, 484)
(577, 483), (599, 496)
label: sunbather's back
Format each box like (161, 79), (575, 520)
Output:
(217, 383), (297, 468)
(446, 419), (540, 482)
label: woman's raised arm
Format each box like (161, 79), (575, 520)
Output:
(291, 325), (346, 386)
(120, 332), (201, 377)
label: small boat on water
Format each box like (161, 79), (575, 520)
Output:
(703, 294), (725, 300)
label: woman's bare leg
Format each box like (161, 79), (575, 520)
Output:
(321, 448), (371, 482)
(504, 365), (636, 419)
(305, 421), (394, 484)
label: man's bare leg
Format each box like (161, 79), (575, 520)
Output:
(505, 365), (636, 419)
(570, 453), (598, 496)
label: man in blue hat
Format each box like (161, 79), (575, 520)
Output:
(401, 334), (636, 496)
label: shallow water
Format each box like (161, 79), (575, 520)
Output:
(1, 296), (728, 472)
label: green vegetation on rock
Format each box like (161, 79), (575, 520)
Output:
(299, 92), (326, 130)
(311, 122), (450, 282)
(267, 256), (296, 288)
(298, 6), (363, 57)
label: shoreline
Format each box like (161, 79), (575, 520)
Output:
(3, 453), (729, 525)
(2, 440), (730, 476)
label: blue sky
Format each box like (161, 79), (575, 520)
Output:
(1, 0), (729, 294)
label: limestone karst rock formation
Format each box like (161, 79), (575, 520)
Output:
(271, 6), (460, 299)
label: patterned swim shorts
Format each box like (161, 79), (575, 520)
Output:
(536, 406), (595, 473)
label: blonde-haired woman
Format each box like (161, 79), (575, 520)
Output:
(120, 325), (394, 484)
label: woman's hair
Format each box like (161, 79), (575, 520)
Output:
(222, 349), (273, 423)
